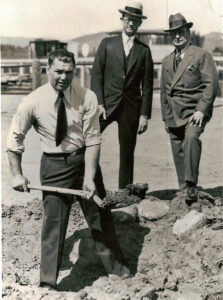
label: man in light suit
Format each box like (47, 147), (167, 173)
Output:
(91, 1), (153, 195)
(160, 13), (218, 205)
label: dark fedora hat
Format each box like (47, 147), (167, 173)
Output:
(164, 13), (193, 32)
(119, 1), (147, 19)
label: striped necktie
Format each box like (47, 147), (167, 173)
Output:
(55, 91), (67, 146)
(175, 50), (182, 70)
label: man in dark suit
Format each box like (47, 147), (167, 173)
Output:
(91, 1), (153, 193)
(160, 13), (218, 205)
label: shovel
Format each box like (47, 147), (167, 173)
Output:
(28, 184), (104, 208)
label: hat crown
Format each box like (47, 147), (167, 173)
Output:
(119, 1), (147, 19)
(169, 13), (188, 29)
(125, 1), (143, 11)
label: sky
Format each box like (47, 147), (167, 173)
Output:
(0, 0), (222, 40)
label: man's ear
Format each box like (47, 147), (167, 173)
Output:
(46, 64), (50, 73)
(138, 20), (142, 27)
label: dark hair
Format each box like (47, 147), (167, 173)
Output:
(48, 49), (76, 67)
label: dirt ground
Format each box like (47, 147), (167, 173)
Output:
(1, 93), (223, 299)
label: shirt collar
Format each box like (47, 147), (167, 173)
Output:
(175, 42), (191, 56)
(48, 82), (71, 108)
(181, 42), (191, 55)
(48, 83), (71, 104)
(122, 32), (135, 44)
(63, 86), (71, 104)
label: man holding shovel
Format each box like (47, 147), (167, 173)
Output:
(7, 49), (130, 290)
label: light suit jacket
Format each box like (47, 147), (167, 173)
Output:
(160, 44), (219, 127)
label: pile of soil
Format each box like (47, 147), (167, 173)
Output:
(2, 189), (223, 299)
(103, 183), (148, 209)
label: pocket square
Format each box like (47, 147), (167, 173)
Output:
(187, 65), (195, 71)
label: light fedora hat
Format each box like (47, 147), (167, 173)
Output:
(119, 1), (147, 19)
(164, 13), (193, 32)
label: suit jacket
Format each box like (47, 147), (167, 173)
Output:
(91, 35), (154, 118)
(160, 44), (219, 127)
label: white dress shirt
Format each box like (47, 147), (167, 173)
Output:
(122, 32), (135, 57)
(7, 80), (101, 154)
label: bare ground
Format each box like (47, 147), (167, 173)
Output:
(1, 94), (223, 299)
(2, 190), (223, 299)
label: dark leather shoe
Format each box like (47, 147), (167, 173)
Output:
(186, 186), (198, 206)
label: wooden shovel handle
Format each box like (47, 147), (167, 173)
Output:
(28, 184), (104, 208)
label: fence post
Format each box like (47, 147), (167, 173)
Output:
(80, 65), (85, 87)
(32, 59), (41, 90)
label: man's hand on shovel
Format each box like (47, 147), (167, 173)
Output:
(12, 174), (30, 192)
(82, 178), (96, 200)
(82, 177), (105, 208)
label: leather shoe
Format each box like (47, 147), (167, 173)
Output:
(40, 284), (57, 291)
(186, 186), (198, 206)
(112, 261), (131, 277)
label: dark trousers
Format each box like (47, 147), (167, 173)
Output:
(40, 152), (125, 287)
(168, 123), (205, 189)
(95, 101), (140, 192)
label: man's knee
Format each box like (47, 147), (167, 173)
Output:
(184, 128), (202, 145)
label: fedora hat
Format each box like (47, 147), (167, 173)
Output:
(164, 13), (193, 32)
(119, 1), (147, 19)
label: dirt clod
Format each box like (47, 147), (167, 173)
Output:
(102, 183), (149, 209)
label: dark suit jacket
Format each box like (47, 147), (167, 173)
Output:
(91, 35), (154, 118)
(160, 44), (219, 127)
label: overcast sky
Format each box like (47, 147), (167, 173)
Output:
(1, 0), (222, 40)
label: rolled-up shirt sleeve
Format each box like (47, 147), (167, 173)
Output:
(82, 90), (102, 147)
(6, 98), (34, 153)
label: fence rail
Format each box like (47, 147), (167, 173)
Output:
(1, 56), (222, 95)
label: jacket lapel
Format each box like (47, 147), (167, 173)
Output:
(165, 52), (175, 79)
(170, 45), (194, 92)
(126, 38), (142, 74)
(113, 35), (125, 69)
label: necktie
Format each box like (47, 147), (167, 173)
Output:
(175, 51), (182, 70)
(55, 92), (67, 146)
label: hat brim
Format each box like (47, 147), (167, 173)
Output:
(119, 9), (147, 19)
(164, 22), (193, 32)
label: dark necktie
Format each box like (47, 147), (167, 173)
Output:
(55, 92), (67, 146)
(175, 51), (182, 70)
(125, 47), (132, 73)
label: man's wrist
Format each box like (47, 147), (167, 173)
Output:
(8, 151), (23, 176)
(83, 175), (95, 183)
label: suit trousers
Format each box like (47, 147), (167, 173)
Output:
(95, 101), (140, 191)
(39, 151), (125, 287)
(168, 123), (205, 189)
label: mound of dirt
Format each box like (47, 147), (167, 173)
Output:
(103, 183), (149, 209)
(2, 189), (223, 299)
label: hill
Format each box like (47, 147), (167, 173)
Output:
(70, 32), (109, 56)
(1, 31), (222, 58)
(1, 37), (34, 47)
(203, 32), (223, 55)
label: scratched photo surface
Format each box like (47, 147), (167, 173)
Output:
(1, 0), (223, 299)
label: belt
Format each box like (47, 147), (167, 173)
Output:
(43, 147), (86, 158)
